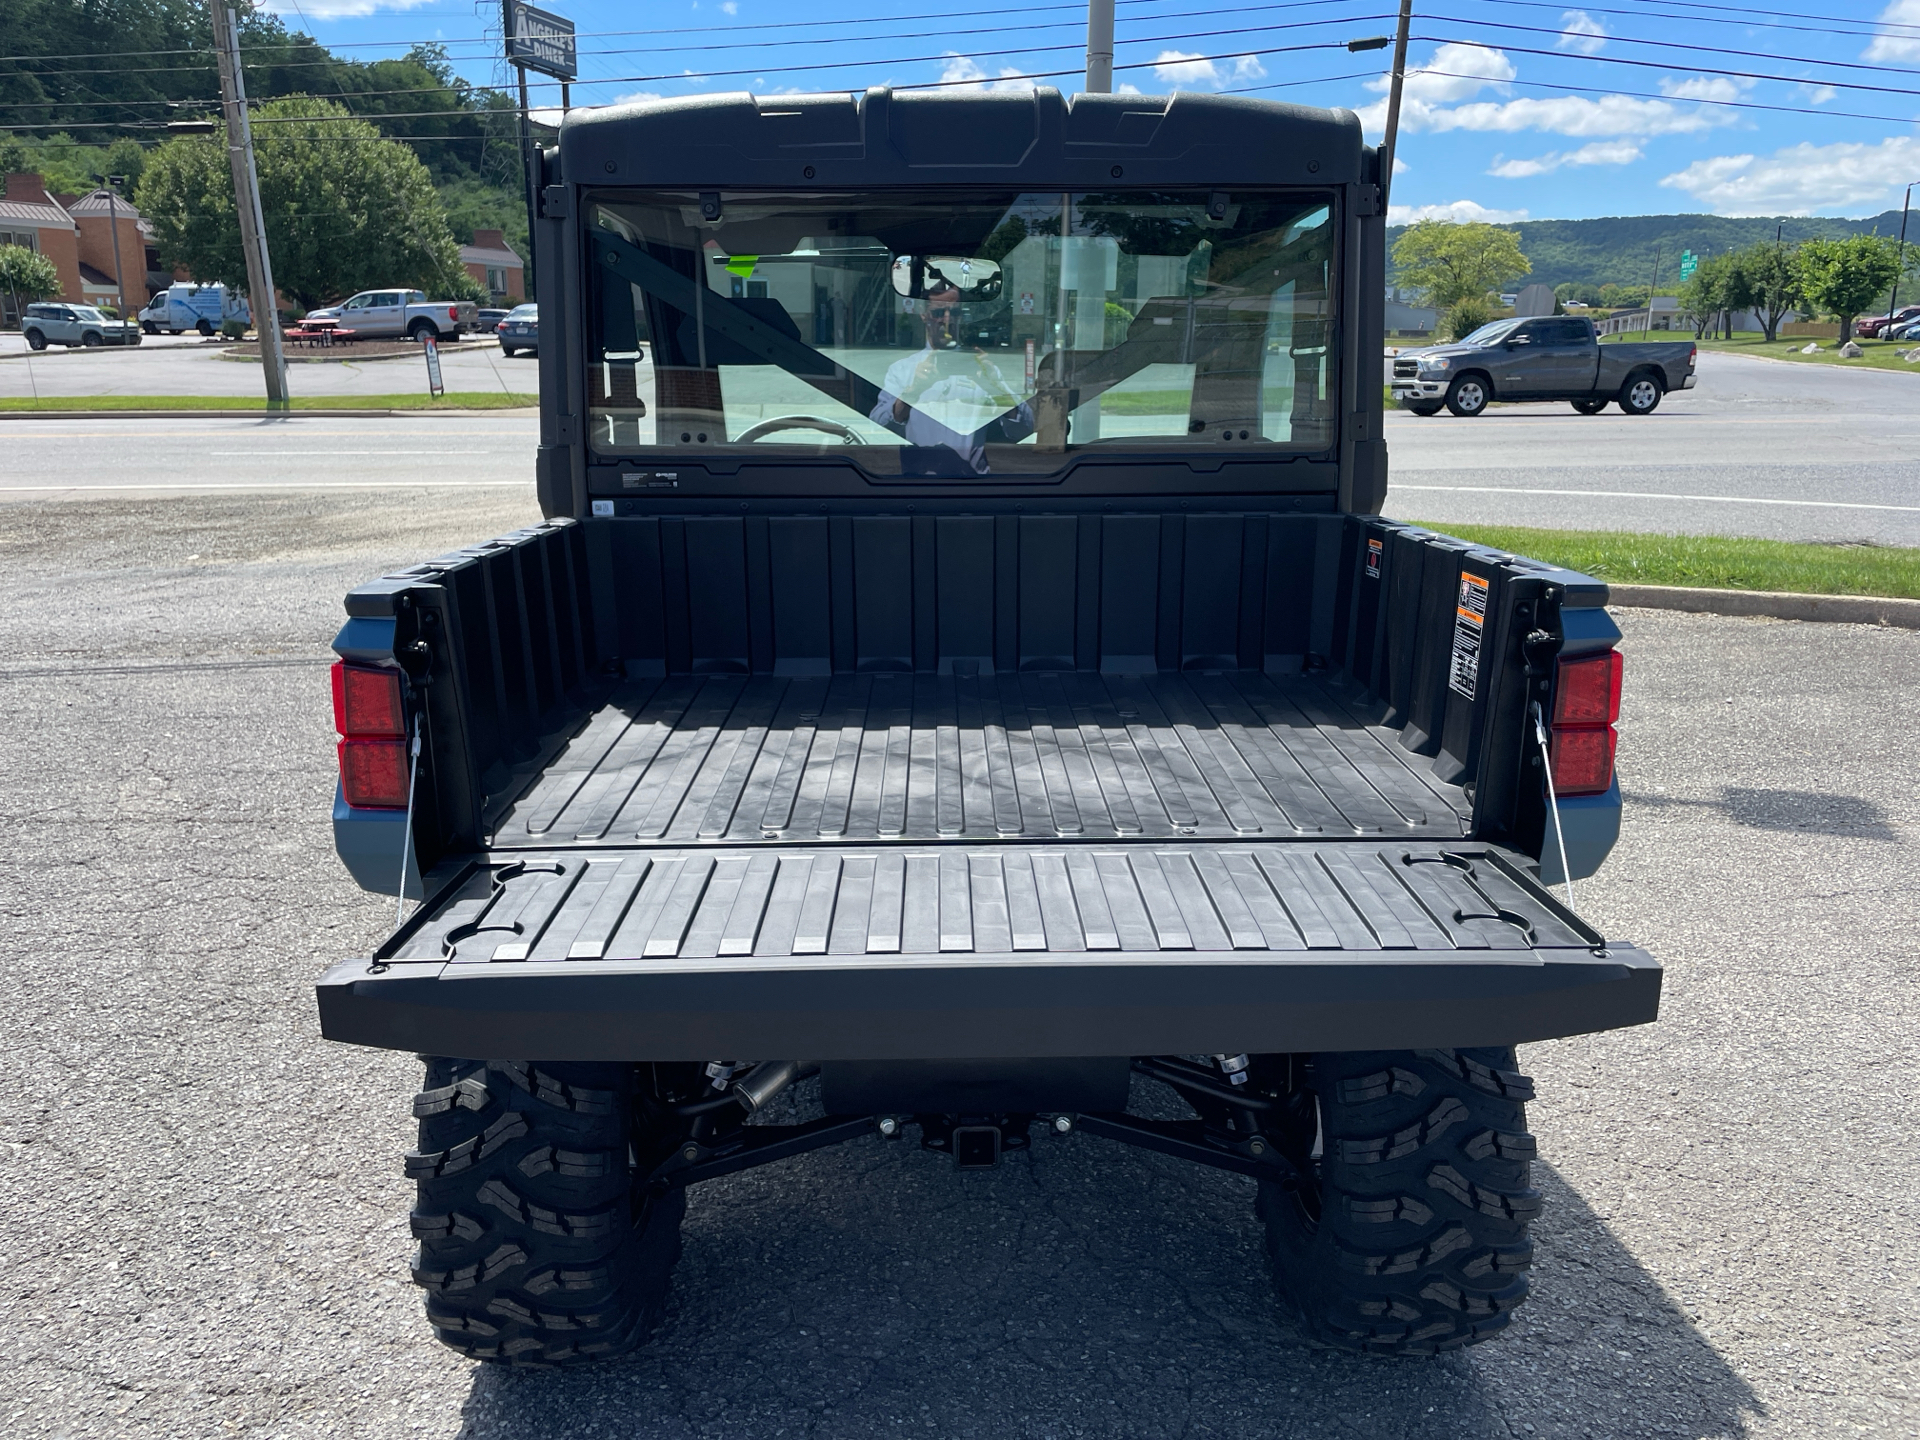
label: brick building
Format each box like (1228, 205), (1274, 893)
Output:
(0, 174), (81, 325)
(459, 228), (524, 302)
(63, 188), (161, 314)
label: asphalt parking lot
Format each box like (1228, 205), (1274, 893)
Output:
(2, 490), (1914, 1439)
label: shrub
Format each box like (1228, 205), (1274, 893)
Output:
(1443, 296), (1493, 341)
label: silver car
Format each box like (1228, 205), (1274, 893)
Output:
(22, 302), (142, 349)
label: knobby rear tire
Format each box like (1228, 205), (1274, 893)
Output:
(1259, 1047), (1540, 1355)
(408, 1058), (685, 1366)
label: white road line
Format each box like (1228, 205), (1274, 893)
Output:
(1390, 483), (1920, 515)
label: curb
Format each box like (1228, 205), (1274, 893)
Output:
(1608, 583), (1920, 629)
(0, 407), (537, 419)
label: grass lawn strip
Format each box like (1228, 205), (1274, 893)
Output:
(1606, 331), (1920, 374)
(1407, 521), (1920, 601)
(0, 393), (537, 412)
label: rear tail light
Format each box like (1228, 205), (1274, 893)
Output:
(338, 739), (409, 808)
(448, 306), (458, 321)
(1549, 651), (1622, 796)
(331, 661), (405, 737)
(331, 661), (409, 808)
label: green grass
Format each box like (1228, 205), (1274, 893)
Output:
(0, 392), (538, 412)
(1405, 521), (1920, 600)
(1604, 330), (1920, 374)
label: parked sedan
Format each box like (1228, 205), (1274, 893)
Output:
(1887, 316), (1920, 342)
(21, 302), (141, 349)
(474, 307), (511, 334)
(496, 303), (537, 356)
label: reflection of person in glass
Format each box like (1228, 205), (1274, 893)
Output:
(871, 283), (1032, 473)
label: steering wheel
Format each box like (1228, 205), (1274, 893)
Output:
(736, 415), (860, 444)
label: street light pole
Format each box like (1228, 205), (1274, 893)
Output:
(211, 0), (288, 405)
(504, 0), (539, 299)
(1085, 0), (1114, 93)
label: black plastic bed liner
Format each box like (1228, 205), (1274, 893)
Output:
(488, 669), (1471, 847)
(316, 841), (1659, 1060)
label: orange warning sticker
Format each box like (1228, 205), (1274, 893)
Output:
(1448, 571), (1491, 699)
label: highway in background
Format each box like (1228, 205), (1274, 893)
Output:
(4, 351), (1917, 545)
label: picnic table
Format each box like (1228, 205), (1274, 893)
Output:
(285, 318), (358, 348)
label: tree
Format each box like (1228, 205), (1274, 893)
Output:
(1793, 235), (1903, 345)
(1391, 221), (1531, 308)
(0, 244), (61, 326)
(1737, 241), (1800, 342)
(1678, 253), (1756, 339)
(137, 96), (470, 310)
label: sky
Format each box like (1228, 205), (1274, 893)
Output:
(262, 0), (1920, 224)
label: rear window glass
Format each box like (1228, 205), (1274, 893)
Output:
(584, 187), (1338, 477)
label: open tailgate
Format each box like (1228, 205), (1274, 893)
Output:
(317, 840), (1658, 1060)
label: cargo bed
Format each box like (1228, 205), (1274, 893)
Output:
(489, 668), (1470, 848)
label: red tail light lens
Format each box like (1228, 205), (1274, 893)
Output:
(338, 739), (409, 808)
(448, 306), (458, 321)
(1549, 650), (1622, 796)
(331, 662), (405, 737)
(1552, 651), (1622, 726)
(1550, 725), (1618, 796)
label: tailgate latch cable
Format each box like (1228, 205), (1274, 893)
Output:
(396, 712), (423, 928)
(1530, 701), (1575, 913)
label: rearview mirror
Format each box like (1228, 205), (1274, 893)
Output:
(891, 255), (1003, 302)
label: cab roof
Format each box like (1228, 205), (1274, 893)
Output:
(558, 86), (1366, 191)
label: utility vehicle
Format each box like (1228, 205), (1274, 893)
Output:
(316, 88), (1658, 1364)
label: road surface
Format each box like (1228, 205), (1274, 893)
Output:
(0, 490), (1914, 1438)
(1, 350), (1917, 545)
(1385, 349), (1920, 544)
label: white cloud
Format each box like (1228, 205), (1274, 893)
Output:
(613, 90), (667, 106)
(259, 0), (431, 16)
(1364, 42), (1514, 105)
(1487, 139), (1642, 177)
(1799, 82), (1838, 104)
(1658, 75), (1750, 103)
(1393, 156), (1409, 175)
(1356, 41), (1742, 140)
(938, 54), (1036, 92)
(1149, 50), (1266, 89)
(1864, 0), (1920, 61)
(1387, 199), (1530, 225)
(1660, 135), (1920, 214)
(721, 0), (737, 11)
(1556, 11), (1607, 55)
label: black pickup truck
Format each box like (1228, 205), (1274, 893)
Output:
(316, 88), (1657, 1367)
(1390, 315), (1697, 417)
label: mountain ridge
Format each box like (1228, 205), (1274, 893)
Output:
(1388, 211), (1917, 290)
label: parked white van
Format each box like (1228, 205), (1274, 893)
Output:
(139, 283), (250, 336)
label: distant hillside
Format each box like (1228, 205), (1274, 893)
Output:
(1388, 211), (1914, 291)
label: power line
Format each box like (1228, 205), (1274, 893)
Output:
(1414, 34), (1920, 101)
(1413, 66), (1920, 127)
(1461, 0), (1920, 45)
(0, 22), (1389, 113)
(1433, 14), (1920, 80)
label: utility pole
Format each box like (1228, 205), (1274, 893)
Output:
(211, 0), (288, 405)
(92, 173), (128, 317)
(1085, 0), (1114, 93)
(1644, 247), (1660, 339)
(1377, 0), (1415, 209)
(1885, 180), (1917, 327)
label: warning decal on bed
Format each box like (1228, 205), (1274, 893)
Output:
(1448, 571), (1491, 700)
(1365, 537), (1384, 579)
